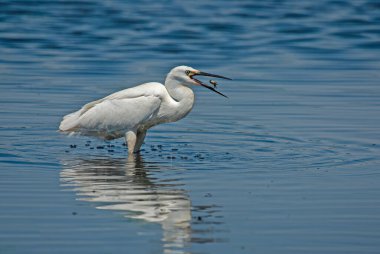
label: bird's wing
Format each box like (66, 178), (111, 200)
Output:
(79, 82), (166, 117)
(78, 96), (161, 131)
(59, 82), (167, 134)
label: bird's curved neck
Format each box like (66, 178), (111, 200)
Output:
(165, 76), (194, 103)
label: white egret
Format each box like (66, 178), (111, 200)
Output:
(59, 65), (231, 154)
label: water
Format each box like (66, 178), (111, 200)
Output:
(1, 0), (380, 253)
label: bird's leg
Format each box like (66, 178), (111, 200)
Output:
(125, 131), (137, 155)
(134, 129), (147, 153)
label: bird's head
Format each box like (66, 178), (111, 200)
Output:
(167, 65), (231, 98)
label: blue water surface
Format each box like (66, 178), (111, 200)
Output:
(1, 0), (380, 253)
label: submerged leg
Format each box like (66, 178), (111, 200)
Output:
(134, 129), (147, 153)
(125, 131), (137, 155)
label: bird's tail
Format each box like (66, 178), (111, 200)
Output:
(59, 99), (102, 133)
(59, 110), (81, 132)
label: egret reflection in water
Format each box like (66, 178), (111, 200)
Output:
(60, 155), (194, 249)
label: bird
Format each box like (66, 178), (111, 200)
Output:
(59, 65), (231, 154)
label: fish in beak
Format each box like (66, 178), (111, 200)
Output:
(189, 71), (231, 98)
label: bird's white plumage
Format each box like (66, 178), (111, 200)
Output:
(59, 65), (226, 154)
(60, 82), (169, 139)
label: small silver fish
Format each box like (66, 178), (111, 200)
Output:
(209, 80), (218, 88)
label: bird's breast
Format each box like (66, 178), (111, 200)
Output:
(155, 97), (194, 125)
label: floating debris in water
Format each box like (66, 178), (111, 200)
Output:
(70, 144), (77, 148)
(194, 153), (205, 159)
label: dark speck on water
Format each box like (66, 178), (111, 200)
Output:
(1, 0), (380, 254)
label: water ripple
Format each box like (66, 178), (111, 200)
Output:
(1, 0), (380, 253)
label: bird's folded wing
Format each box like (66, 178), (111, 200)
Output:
(59, 82), (166, 133)
(79, 82), (165, 116)
(78, 95), (162, 131)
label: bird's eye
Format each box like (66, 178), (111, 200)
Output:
(185, 70), (191, 75)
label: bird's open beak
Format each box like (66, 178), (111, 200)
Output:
(190, 71), (231, 98)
